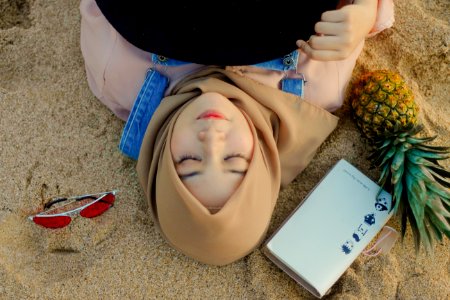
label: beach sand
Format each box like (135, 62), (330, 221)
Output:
(0, 0), (449, 299)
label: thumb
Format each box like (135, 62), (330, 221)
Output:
(296, 40), (313, 56)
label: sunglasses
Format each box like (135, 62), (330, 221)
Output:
(28, 190), (118, 229)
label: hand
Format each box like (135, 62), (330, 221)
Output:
(296, 0), (377, 61)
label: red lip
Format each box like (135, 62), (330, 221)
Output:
(197, 110), (226, 120)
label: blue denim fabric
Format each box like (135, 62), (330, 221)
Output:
(282, 77), (305, 98)
(152, 50), (299, 71)
(119, 68), (168, 159)
(119, 50), (305, 159)
(252, 50), (299, 72)
(150, 53), (191, 67)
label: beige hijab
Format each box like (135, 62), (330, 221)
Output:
(136, 67), (338, 265)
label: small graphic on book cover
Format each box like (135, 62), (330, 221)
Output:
(341, 193), (391, 255)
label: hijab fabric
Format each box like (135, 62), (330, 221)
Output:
(137, 67), (338, 265)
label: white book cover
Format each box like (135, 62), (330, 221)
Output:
(262, 159), (393, 298)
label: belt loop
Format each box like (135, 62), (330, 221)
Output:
(296, 72), (307, 84)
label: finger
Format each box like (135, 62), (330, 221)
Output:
(321, 9), (347, 23)
(297, 40), (347, 61)
(296, 40), (313, 55)
(308, 35), (346, 51)
(314, 21), (346, 36)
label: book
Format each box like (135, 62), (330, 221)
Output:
(262, 159), (394, 298)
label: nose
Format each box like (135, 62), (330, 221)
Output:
(198, 127), (225, 154)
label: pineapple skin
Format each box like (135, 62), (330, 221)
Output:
(350, 70), (420, 140)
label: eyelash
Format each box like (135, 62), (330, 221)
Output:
(177, 155), (201, 164)
(177, 153), (245, 163)
(224, 153), (245, 161)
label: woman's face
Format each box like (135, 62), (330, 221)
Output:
(171, 92), (254, 210)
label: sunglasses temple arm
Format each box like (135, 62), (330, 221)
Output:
(44, 197), (69, 209)
(68, 190), (119, 200)
(44, 190), (118, 209)
(66, 191), (111, 200)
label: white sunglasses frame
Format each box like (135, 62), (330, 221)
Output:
(28, 190), (118, 221)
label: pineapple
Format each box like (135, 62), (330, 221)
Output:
(349, 70), (450, 252)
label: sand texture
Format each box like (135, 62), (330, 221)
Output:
(0, 0), (449, 299)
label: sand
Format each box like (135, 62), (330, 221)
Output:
(0, 0), (449, 299)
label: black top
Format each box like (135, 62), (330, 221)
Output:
(95, 1), (340, 65)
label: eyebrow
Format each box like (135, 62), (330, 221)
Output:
(179, 170), (247, 180)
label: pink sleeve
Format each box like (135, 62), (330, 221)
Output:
(340, 0), (395, 36)
(80, 0), (116, 104)
(368, 0), (395, 37)
(80, 0), (152, 121)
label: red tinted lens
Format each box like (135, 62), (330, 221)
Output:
(80, 193), (115, 218)
(33, 216), (71, 228)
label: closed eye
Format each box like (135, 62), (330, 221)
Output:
(224, 153), (247, 161)
(179, 170), (246, 180)
(177, 155), (202, 164)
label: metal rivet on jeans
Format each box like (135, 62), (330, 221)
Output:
(157, 55), (168, 62)
(283, 56), (293, 66)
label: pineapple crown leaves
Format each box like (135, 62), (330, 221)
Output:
(370, 124), (450, 253)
